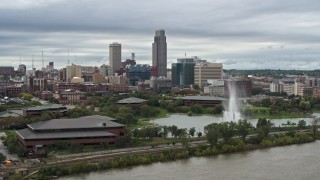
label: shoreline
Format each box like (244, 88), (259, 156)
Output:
(32, 133), (314, 179)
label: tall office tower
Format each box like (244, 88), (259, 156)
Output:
(172, 58), (196, 87)
(152, 29), (167, 77)
(109, 42), (122, 75)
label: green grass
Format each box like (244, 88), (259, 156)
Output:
(247, 106), (308, 119)
(128, 120), (154, 128)
(249, 106), (270, 111)
(250, 112), (307, 119)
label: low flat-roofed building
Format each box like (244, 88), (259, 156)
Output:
(16, 115), (125, 152)
(175, 96), (226, 107)
(23, 104), (67, 116)
(117, 97), (147, 105)
(0, 109), (23, 118)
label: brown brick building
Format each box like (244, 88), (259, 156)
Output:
(16, 115), (125, 152)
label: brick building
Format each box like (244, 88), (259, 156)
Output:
(16, 115), (125, 152)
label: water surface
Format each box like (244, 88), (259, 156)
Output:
(62, 141), (320, 180)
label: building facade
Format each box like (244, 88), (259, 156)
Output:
(66, 64), (81, 82)
(171, 58), (195, 87)
(109, 42), (122, 75)
(152, 29), (167, 77)
(204, 79), (225, 96)
(126, 64), (151, 86)
(194, 63), (223, 86)
(224, 80), (252, 98)
(16, 115), (125, 152)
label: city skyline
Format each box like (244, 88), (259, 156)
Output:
(1, 0), (320, 70)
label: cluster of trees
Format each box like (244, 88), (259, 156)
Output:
(0, 111), (62, 130)
(36, 132), (314, 179)
(204, 119), (274, 147)
(132, 126), (201, 140)
(247, 96), (320, 116)
(3, 132), (24, 157)
(204, 117), (320, 148)
(159, 99), (223, 115)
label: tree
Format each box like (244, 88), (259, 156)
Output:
(197, 132), (202, 137)
(261, 98), (272, 108)
(219, 122), (236, 143)
(237, 119), (252, 141)
(48, 97), (60, 104)
(204, 123), (220, 147)
(19, 92), (33, 101)
(191, 104), (203, 114)
(188, 127), (196, 137)
(0, 152), (6, 162)
(256, 118), (272, 140)
(147, 99), (160, 106)
(162, 126), (169, 138)
(212, 105), (223, 114)
(193, 84), (200, 90)
(311, 117), (319, 140)
(169, 125), (178, 138)
(298, 120), (306, 130)
(176, 128), (188, 138)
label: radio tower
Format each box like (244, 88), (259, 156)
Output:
(32, 55), (35, 70)
(42, 50), (44, 68)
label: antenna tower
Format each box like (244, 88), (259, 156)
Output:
(42, 50), (44, 68)
(32, 55), (34, 69)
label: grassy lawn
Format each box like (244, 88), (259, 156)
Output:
(128, 120), (154, 128)
(248, 106), (308, 119)
(250, 112), (307, 119)
(249, 106), (270, 111)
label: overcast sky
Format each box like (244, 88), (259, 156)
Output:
(1, 0), (320, 70)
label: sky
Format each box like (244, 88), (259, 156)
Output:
(1, 0), (320, 70)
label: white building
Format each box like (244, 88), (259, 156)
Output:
(204, 79), (224, 96)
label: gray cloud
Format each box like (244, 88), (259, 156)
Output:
(0, 0), (320, 70)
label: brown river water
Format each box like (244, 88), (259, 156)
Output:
(61, 141), (320, 180)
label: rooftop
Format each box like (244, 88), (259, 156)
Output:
(17, 128), (115, 140)
(175, 96), (226, 101)
(28, 115), (123, 131)
(117, 97), (147, 104)
(25, 104), (66, 111)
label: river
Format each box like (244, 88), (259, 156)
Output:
(62, 141), (320, 180)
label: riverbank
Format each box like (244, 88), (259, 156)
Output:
(32, 133), (313, 179)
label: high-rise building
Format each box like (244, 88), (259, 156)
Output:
(194, 63), (223, 86)
(66, 64), (81, 82)
(109, 42), (122, 75)
(171, 58), (195, 87)
(152, 29), (167, 77)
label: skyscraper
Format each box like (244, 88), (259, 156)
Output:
(109, 42), (121, 75)
(152, 29), (167, 77)
(172, 58), (196, 87)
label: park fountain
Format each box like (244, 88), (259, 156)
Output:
(223, 81), (241, 122)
